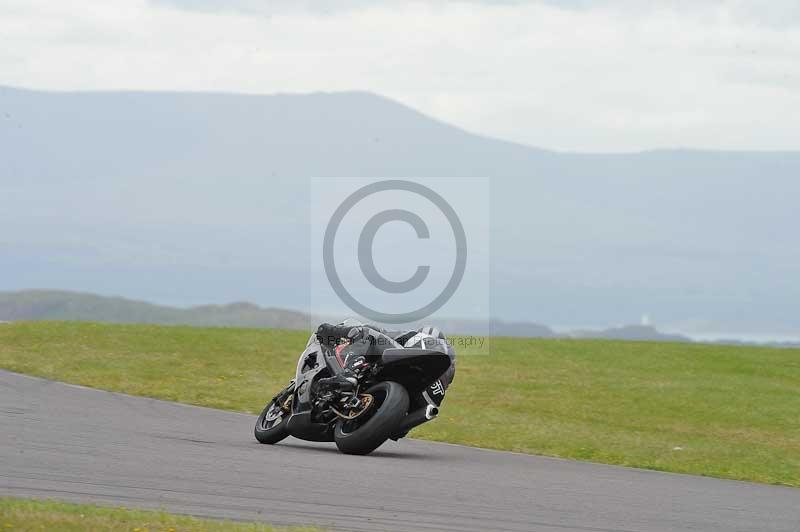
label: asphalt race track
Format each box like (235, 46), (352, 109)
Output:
(2, 370), (799, 532)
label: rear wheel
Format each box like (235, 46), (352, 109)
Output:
(254, 391), (292, 445)
(334, 381), (409, 455)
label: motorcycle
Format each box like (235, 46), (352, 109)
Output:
(254, 320), (452, 455)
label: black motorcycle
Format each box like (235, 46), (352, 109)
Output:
(254, 320), (451, 455)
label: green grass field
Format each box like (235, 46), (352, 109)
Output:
(1, 321), (798, 487)
(0, 498), (319, 531)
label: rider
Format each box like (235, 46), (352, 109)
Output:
(315, 322), (456, 409)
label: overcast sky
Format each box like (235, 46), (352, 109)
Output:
(2, 0), (799, 152)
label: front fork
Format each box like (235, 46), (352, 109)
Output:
(271, 381), (294, 414)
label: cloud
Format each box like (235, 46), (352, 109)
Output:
(151, 0), (800, 28)
(0, 0), (798, 151)
(151, 0), (550, 17)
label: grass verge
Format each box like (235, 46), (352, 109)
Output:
(1, 321), (798, 487)
(0, 498), (319, 531)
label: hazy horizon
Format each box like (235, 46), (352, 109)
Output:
(5, 288), (800, 344)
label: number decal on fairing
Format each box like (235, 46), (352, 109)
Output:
(430, 380), (444, 396)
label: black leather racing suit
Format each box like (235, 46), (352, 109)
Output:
(315, 323), (455, 408)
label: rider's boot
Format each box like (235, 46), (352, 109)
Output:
(317, 371), (358, 393)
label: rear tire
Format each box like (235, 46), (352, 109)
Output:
(254, 395), (290, 445)
(334, 381), (409, 455)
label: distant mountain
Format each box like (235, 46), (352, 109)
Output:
(0, 290), (558, 337)
(0, 290), (310, 330)
(570, 325), (691, 343)
(1, 86), (799, 334)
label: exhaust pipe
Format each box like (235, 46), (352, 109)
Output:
(391, 404), (439, 439)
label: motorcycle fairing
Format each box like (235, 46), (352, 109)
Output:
(377, 348), (451, 396)
(285, 334), (337, 441)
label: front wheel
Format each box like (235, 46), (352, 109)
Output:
(334, 381), (409, 455)
(254, 389), (292, 445)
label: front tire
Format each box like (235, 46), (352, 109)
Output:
(334, 381), (409, 455)
(254, 394), (291, 445)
